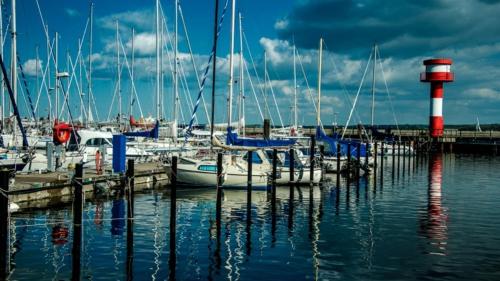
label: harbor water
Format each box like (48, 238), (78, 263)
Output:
(7, 154), (500, 280)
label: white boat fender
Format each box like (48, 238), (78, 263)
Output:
(9, 202), (20, 213)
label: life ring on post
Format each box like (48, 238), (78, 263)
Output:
(53, 122), (72, 144)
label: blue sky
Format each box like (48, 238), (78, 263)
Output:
(6, 0), (500, 126)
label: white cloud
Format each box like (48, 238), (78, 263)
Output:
(22, 59), (43, 76)
(65, 8), (79, 17)
(97, 9), (154, 32)
(126, 32), (157, 56)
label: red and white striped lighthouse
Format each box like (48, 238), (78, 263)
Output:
(420, 59), (454, 138)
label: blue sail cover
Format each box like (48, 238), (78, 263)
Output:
(315, 126), (369, 158)
(226, 128), (296, 147)
(123, 121), (159, 139)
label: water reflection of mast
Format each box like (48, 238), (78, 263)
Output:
(420, 153), (448, 255)
(309, 186), (323, 280)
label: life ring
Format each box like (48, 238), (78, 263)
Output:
(51, 225), (69, 244)
(53, 122), (72, 144)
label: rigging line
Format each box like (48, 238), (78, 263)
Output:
(242, 31), (274, 126)
(1, 15), (9, 48)
(16, 55), (37, 121)
(184, 0), (229, 145)
(34, 38), (54, 113)
(341, 50), (372, 139)
(264, 69), (284, 128)
(66, 55), (88, 121)
(295, 48), (322, 128)
(376, 47), (401, 140)
(322, 42), (365, 134)
(243, 57), (264, 121)
(117, 36), (144, 118)
(179, 4), (211, 126)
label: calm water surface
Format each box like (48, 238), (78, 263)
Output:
(7, 154), (500, 280)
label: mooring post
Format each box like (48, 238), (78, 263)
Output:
(380, 142), (384, 187)
(319, 145), (325, 177)
(216, 153), (223, 241)
(347, 143), (352, 180)
(170, 156), (177, 269)
(271, 149), (278, 208)
(72, 163), (84, 281)
(397, 141), (401, 177)
(0, 170), (10, 279)
(126, 159), (134, 280)
(247, 151), (253, 225)
(289, 148), (295, 184)
(310, 136), (316, 185)
(356, 143), (361, 179)
(374, 142), (378, 169)
(403, 141), (406, 176)
(336, 143), (341, 187)
(392, 141), (396, 178)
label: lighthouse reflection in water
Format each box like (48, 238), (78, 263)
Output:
(420, 153), (448, 255)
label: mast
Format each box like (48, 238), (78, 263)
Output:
(155, 0), (160, 121)
(227, 0), (236, 128)
(263, 51), (269, 120)
(36, 45), (40, 119)
(316, 38), (323, 127)
(293, 44), (297, 131)
(55, 31), (59, 121)
(210, 0), (220, 146)
(173, 0), (179, 136)
(87, 2), (94, 126)
(130, 27), (135, 125)
(160, 16), (164, 119)
(116, 20), (121, 128)
(46, 24), (51, 122)
(78, 39), (82, 122)
(0, 0), (4, 131)
(11, 0), (17, 138)
(370, 44), (376, 128)
(238, 12), (244, 136)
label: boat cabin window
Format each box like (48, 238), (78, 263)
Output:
(242, 152), (263, 164)
(67, 132), (81, 152)
(198, 165), (217, 172)
(85, 138), (110, 146)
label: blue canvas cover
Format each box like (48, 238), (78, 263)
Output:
(226, 128), (296, 147)
(315, 126), (369, 158)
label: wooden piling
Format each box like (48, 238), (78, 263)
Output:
(289, 148), (295, 183)
(72, 163), (84, 281)
(247, 151), (253, 224)
(347, 143), (351, 179)
(336, 143), (341, 187)
(310, 136), (316, 184)
(403, 141), (406, 176)
(216, 153), (223, 241)
(380, 142), (384, 187)
(319, 145), (325, 178)
(271, 149), (278, 208)
(126, 159), (134, 280)
(170, 157), (177, 253)
(0, 170), (10, 279)
(392, 141), (396, 178)
(356, 143), (361, 179)
(397, 141), (401, 177)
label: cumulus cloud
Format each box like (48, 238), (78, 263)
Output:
(22, 59), (43, 76)
(65, 8), (79, 17)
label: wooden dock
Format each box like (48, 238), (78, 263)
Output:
(9, 162), (169, 210)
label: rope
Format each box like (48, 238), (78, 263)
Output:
(184, 0), (230, 145)
(0, 187), (8, 198)
(16, 54), (37, 122)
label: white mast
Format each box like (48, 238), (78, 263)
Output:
(316, 38), (323, 127)
(116, 20), (121, 127)
(78, 39), (82, 122)
(155, 0), (160, 121)
(130, 27), (135, 124)
(0, 0), (4, 130)
(88, 2), (94, 125)
(370, 44), (376, 128)
(46, 24), (51, 122)
(227, 0), (236, 128)
(238, 12), (245, 136)
(11, 0), (18, 138)
(55, 31), (59, 121)
(36, 45), (40, 119)
(160, 16), (164, 118)
(293, 44), (297, 131)
(173, 0), (179, 140)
